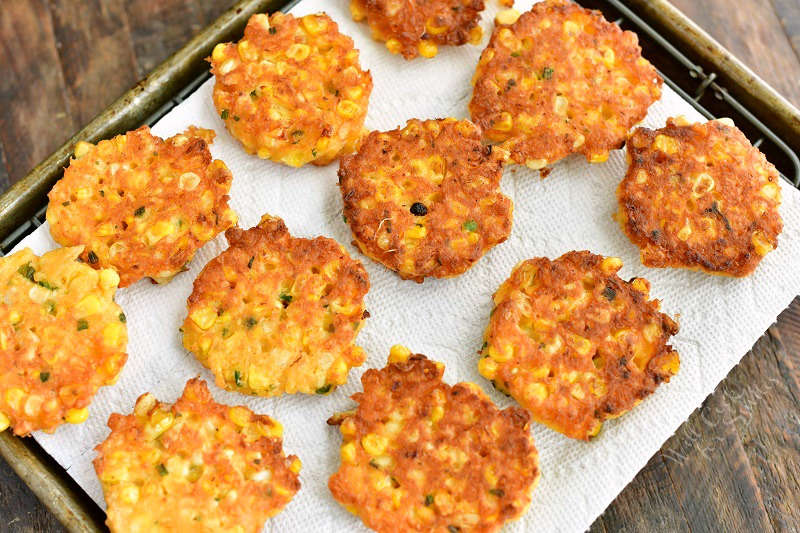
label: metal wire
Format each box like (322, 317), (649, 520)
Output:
(3, 1), (798, 255)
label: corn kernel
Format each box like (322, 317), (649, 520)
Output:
(677, 219), (692, 241)
(212, 43), (227, 62)
(190, 306), (217, 330)
(525, 158), (548, 170)
(337, 100), (361, 119)
(751, 231), (774, 256)
(418, 40), (438, 58)
(256, 419), (283, 438)
(0, 412), (9, 432)
(692, 173), (715, 196)
(389, 344), (411, 363)
(362, 433), (388, 456)
(588, 151), (609, 163)
(65, 407), (89, 424)
(120, 484), (140, 504)
(150, 410), (174, 436)
(302, 14), (328, 34)
(563, 20), (580, 35)
(99, 269), (120, 290)
(103, 322), (125, 347)
(630, 277), (649, 294)
(179, 172), (200, 191)
(653, 134), (680, 154)
(405, 225), (427, 240)
(553, 95), (568, 116)
(9, 311), (21, 325)
(495, 8), (521, 25)
(341, 442), (357, 463)
(487, 344), (513, 363)
(493, 112), (513, 132)
(600, 256), (622, 274)
(478, 356), (497, 378)
(425, 18), (448, 35)
(286, 43), (311, 62)
(146, 220), (174, 245)
(5, 388), (24, 411)
(430, 405), (444, 423)
(228, 406), (251, 427)
(289, 457), (302, 474)
(760, 182), (780, 201)
(385, 39), (402, 55)
(74, 141), (92, 158)
(526, 383), (548, 401)
(77, 295), (102, 315)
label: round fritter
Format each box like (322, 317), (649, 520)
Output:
(0, 247), (127, 436)
(210, 12), (372, 167)
(469, 1), (662, 169)
(479, 251), (680, 440)
(349, 0), (485, 59)
(339, 118), (512, 282)
(94, 378), (301, 533)
(47, 126), (237, 288)
(616, 117), (783, 277)
(328, 347), (539, 532)
(182, 215), (369, 396)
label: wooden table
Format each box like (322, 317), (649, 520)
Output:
(1, 1), (798, 531)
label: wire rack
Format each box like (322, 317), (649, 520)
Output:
(3, 0), (798, 258)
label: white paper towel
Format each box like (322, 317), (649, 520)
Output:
(15, 1), (800, 531)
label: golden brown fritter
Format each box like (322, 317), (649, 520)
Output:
(339, 118), (512, 282)
(182, 215), (369, 396)
(616, 116), (783, 277)
(329, 346), (539, 532)
(469, 0), (662, 169)
(210, 12), (372, 167)
(47, 126), (237, 287)
(94, 378), (301, 533)
(479, 251), (679, 440)
(0, 247), (127, 436)
(349, 0), (485, 59)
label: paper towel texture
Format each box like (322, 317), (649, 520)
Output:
(15, 1), (800, 531)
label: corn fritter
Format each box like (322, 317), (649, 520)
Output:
(339, 118), (512, 282)
(47, 126), (237, 287)
(0, 247), (127, 436)
(616, 117), (783, 277)
(95, 378), (301, 533)
(210, 12), (372, 167)
(469, 0), (662, 169)
(329, 347), (539, 532)
(183, 215), (369, 396)
(479, 251), (680, 440)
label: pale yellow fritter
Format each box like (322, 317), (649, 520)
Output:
(479, 251), (680, 440)
(210, 12), (372, 167)
(349, 0), (485, 59)
(0, 247), (127, 436)
(469, 1), (662, 169)
(47, 126), (237, 287)
(182, 215), (370, 396)
(616, 116), (783, 277)
(339, 118), (512, 282)
(94, 378), (301, 533)
(329, 346), (539, 532)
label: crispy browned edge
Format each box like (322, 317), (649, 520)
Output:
(0, 0), (798, 531)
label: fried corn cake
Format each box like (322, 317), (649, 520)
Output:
(479, 251), (680, 440)
(349, 0), (485, 59)
(0, 247), (127, 436)
(616, 116), (783, 277)
(469, 0), (662, 170)
(339, 118), (512, 282)
(182, 215), (369, 396)
(47, 126), (237, 287)
(210, 12), (372, 167)
(329, 346), (539, 532)
(94, 378), (301, 533)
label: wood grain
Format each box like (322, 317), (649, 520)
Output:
(0, 1), (798, 531)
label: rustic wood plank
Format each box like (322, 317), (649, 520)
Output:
(124, 0), (236, 77)
(723, 298), (800, 531)
(0, 0), (76, 184)
(670, 0), (800, 107)
(659, 386), (774, 532)
(589, 453), (689, 532)
(770, 0), (800, 63)
(48, 0), (139, 127)
(0, 456), (65, 532)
